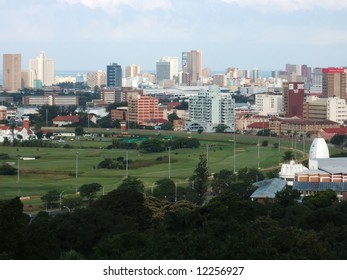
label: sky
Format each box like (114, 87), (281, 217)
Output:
(1, 0), (347, 72)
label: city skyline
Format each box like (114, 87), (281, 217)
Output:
(1, 0), (347, 71)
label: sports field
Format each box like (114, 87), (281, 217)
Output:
(0, 130), (312, 202)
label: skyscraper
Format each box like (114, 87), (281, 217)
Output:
(125, 64), (140, 78)
(29, 51), (55, 87)
(322, 68), (346, 99)
(2, 54), (22, 92)
(107, 63), (122, 88)
(156, 56), (178, 83)
(185, 50), (202, 86)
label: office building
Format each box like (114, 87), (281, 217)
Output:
(185, 50), (202, 86)
(188, 85), (235, 132)
(156, 56), (178, 83)
(282, 82), (305, 117)
(304, 96), (347, 124)
(125, 64), (140, 78)
(2, 54), (22, 92)
(29, 51), (55, 87)
(212, 74), (227, 87)
(322, 68), (346, 99)
(255, 93), (282, 116)
(86, 70), (106, 88)
(107, 63), (122, 88)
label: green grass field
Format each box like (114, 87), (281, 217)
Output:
(0, 130), (314, 203)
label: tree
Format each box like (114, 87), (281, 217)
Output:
(330, 135), (347, 146)
(79, 183), (102, 201)
(152, 178), (176, 201)
(211, 169), (236, 195)
(167, 112), (180, 123)
(117, 176), (145, 193)
(75, 126), (84, 136)
(282, 150), (294, 162)
(214, 124), (228, 133)
(0, 163), (17, 175)
(190, 154), (209, 204)
(303, 190), (338, 210)
(275, 186), (301, 207)
(41, 190), (60, 209)
(237, 167), (264, 185)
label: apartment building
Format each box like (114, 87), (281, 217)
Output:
(2, 54), (22, 92)
(128, 94), (162, 125)
(188, 85), (235, 132)
(322, 68), (346, 99)
(255, 93), (282, 116)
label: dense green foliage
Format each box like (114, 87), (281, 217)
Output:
(1, 186), (347, 260)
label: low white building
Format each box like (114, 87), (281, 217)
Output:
(279, 160), (308, 186)
(0, 117), (37, 142)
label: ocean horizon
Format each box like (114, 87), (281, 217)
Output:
(0, 70), (272, 86)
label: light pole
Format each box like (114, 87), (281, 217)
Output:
(75, 152), (79, 194)
(126, 150), (129, 178)
(233, 132), (236, 173)
(257, 137), (260, 169)
(17, 155), (20, 196)
(206, 144), (209, 168)
(59, 191), (65, 211)
(168, 147), (171, 179)
(174, 182), (178, 202)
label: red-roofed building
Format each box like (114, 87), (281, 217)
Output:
(320, 127), (347, 141)
(246, 122), (270, 134)
(52, 115), (80, 127)
(0, 116), (37, 142)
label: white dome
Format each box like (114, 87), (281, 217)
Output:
(309, 138), (329, 159)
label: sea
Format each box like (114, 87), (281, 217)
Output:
(0, 70), (273, 86)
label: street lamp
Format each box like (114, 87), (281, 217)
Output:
(126, 150), (129, 178)
(17, 155), (20, 196)
(174, 182), (178, 202)
(75, 152), (79, 194)
(168, 147), (171, 179)
(59, 190), (65, 210)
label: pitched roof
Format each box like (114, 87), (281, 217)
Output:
(53, 115), (80, 123)
(282, 119), (339, 125)
(247, 122), (270, 129)
(321, 127), (347, 134)
(251, 178), (287, 199)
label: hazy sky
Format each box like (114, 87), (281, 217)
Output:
(1, 0), (347, 72)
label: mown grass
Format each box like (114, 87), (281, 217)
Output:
(1, 131), (335, 204)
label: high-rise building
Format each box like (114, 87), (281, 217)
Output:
(2, 54), (22, 92)
(185, 50), (202, 86)
(107, 63), (122, 88)
(156, 56), (178, 83)
(285, 64), (301, 76)
(86, 70), (106, 88)
(322, 68), (346, 99)
(188, 85), (235, 132)
(29, 51), (55, 87)
(125, 64), (141, 78)
(282, 82), (305, 117)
